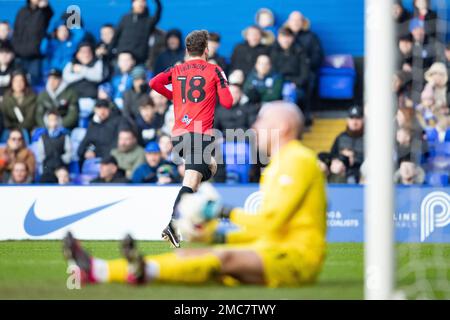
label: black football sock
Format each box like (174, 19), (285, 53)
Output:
(171, 186), (194, 220)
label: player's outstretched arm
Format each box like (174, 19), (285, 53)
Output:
(149, 69), (173, 100)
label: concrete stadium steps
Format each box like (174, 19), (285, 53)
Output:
(302, 118), (347, 154)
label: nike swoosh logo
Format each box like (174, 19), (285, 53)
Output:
(24, 199), (125, 236)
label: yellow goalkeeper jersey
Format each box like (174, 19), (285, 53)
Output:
(228, 140), (327, 253)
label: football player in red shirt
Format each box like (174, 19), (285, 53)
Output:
(149, 30), (233, 247)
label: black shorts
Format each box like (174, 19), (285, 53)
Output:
(172, 132), (215, 181)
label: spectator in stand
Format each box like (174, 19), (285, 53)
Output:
(416, 84), (438, 128)
(0, 129), (35, 182)
(123, 66), (150, 120)
(393, 0), (412, 39)
(40, 21), (82, 77)
(7, 161), (32, 184)
(284, 11), (323, 124)
(230, 25), (268, 76)
(11, 0), (53, 86)
(270, 27), (310, 122)
(35, 110), (71, 179)
(158, 133), (173, 162)
(91, 155), (129, 183)
(1, 70), (37, 133)
(54, 165), (70, 184)
(153, 29), (185, 74)
(330, 106), (364, 183)
(243, 55), (282, 104)
(111, 51), (136, 110)
(228, 69), (245, 87)
(254, 8), (277, 46)
(410, 18), (446, 103)
(395, 126), (428, 165)
(134, 95), (163, 146)
(425, 115), (450, 143)
(0, 21), (12, 47)
(131, 141), (175, 183)
(146, 27), (166, 73)
(215, 83), (253, 133)
(396, 107), (423, 139)
(160, 104), (174, 136)
(150, 88), (169, 117)
(413, 0), (439, 39)
(393, 70), (413, 109)
(63, 42), (105, 122)
(328, 154), (351, 184)
(77, 99), (124, 163)
(156, 163), (179, 185)
(112, 0), (162, 65)
(422, 62), (448, 112)
(394, 155), (425, 185)
(95, 24), (116, 64)
(110, 128), (146, 179)
(398, 34), (413, 72)
(317, 152), (332, 177)
(36, 69), (79, 130)
(207, 32), (227, 72)
(0, 42), (16, 99)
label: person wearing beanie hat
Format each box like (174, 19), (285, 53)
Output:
(153, 29), (185, 74)
(412, 0), (439, 39)
(131, 140), (177, 183)
(111, 0), (162, 65)
(91, 155), (129, 184)
(36, 67), (79, 130)
(123, 65), (150, 120)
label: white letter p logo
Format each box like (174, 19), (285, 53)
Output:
(420, 191), (450, 242)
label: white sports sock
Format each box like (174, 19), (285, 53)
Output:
(91, 258), (109, 283)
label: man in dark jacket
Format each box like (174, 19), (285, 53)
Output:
(36, 69), (79, 129)
(207, 32), (228, 72)
(270, 27), (310, 119)
(112, 0), (162, 64)
(153, 29), (185, 74)
(285, 11), (323, 124)
(12, 0), (53, 85)
(230, 25), (269, 76)
(77, 99), (125, 163)
(214, 84), (252, 133)
(393, 0), (412, 39)
(0, 42), (16, 98)
(330, 106), (365, 182)
(90, 155), (129, 183)
(123, 65), (149, 120)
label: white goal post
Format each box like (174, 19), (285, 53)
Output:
(364, 0), (395, 300)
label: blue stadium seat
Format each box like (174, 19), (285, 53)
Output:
(425, 172), (450, 186)
(319, 55), (356, 100)
(81, 157), (101, 176)
(70, 127), (87, 161)
(223, 142), (251, 183)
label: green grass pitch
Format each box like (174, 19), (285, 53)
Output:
(1, 241), (363, 299)
(0, 241), (447, 299)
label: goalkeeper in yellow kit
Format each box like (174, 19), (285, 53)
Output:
(63, 101), (327, 287)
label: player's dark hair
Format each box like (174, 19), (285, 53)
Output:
(208, 32), (221, 43)
(185, 30), (209, 57)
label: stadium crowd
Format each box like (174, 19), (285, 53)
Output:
(0, 0), (448, 186)
(317, 0), (450, 186)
